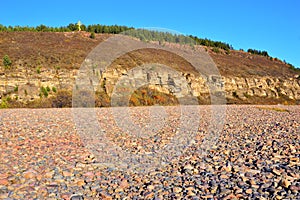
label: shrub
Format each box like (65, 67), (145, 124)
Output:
(2, 55), (12, 69)
(128, 86), (178, 106)
(0, 98), (9, 108)
(212, 47), (220, 53)
(36, 66), (41, 74)
(95, 91), (110, 107)
(46, 86), (51, 92)
(225, 49), (231, 55)
(14, 85), (18, 92)
(243, 93), (251, 98)
(52, 86), (57, 93)
(51, 90), (72, 107)
(40, 86), (48, 97)
(90, 32), (95, 39)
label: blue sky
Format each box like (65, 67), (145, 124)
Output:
(1, 0), (299, 68)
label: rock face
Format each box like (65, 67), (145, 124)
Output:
(0, 67), (76, 103)
(94, 64), (299, 100)
(101, 68), (300, 101)
(1, 64), (299, 105)
(224, 76), (300, 100)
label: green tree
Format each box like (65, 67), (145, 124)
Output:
(67, 23), (77, 31)
(36, 24), (48, 32)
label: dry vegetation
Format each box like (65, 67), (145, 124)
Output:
(0, 32), (299, 107)
(0, 31), (297, 77)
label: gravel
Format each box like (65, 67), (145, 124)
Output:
(0, 105), (299, 199)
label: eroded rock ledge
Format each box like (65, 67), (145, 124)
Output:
(0, 66), (299, 105)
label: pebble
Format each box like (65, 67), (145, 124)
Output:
(272, 169), (281, 176)
(184, 164), (194, 170)
(45, 171), (54, 179)
(147, 184), (155, 191)
(62, 171), (72, 177)
(76, 180), (85, 187)
(281, 179), (291, 188)
(173, 187), (182, 193)
(245, 188), (252, 194)
(0, 179), (9, 186)
(220, 174), (229, 179)
(70, 194), (84, 200)
(23, 171), (36, 179)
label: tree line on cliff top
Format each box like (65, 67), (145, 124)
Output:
(0, 23), (233, 50)
(0, 23), (270, 53)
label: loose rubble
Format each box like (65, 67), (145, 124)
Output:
(0, 105), (299, 199)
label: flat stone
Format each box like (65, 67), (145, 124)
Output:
(100, 192), (113, 200)
(70, 194), (84, 200)
(147, 184), (155, 191)
(173, 187), (182, 193)
(222, 164), (232, 172)
(220, 174), (229, 179)
(280, 179), (291, 188)
(114, 187), (123, 193)
(272, 169), (281, 176)
(245, 188), (252, 194)
(201, 195), (214, 199)
(44, 171), (54, 179)
(184, 164), (194, 170)
(62, 171), (72, 177)
(23, 171), (36, 179)
(144, 191), (154, 198)
(61, 193), (72, 200)
(0, 179), (9, 186)
(223, 194), (237, 200)
(119, 179), (129, 188)
(76, 179), (85, 187)
(0, 174), (9, 180)
(290, 185), (300, 191)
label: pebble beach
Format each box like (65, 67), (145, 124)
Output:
(0, 105), (299, 199)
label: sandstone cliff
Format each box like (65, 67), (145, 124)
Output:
(0, 32), (299, 107)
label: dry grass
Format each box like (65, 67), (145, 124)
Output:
(256, 106), (290, 112)
(0, 32), (298, 77)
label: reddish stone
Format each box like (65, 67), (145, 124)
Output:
(0, 173), (8, 179)
(119, 179), (129, 189)
(23, 170), (36, 179)
(83, 171), (94, 177)
(0, 179), (9, 186)
(224, 194), (237, 200)
(61, 193), (72, 200)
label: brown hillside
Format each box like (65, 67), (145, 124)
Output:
(0, 32), (109, 70)
(0, 31), (297, 78)
(209, 49), (297, 77)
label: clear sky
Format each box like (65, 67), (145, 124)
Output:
(1, 0), (299, 68)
